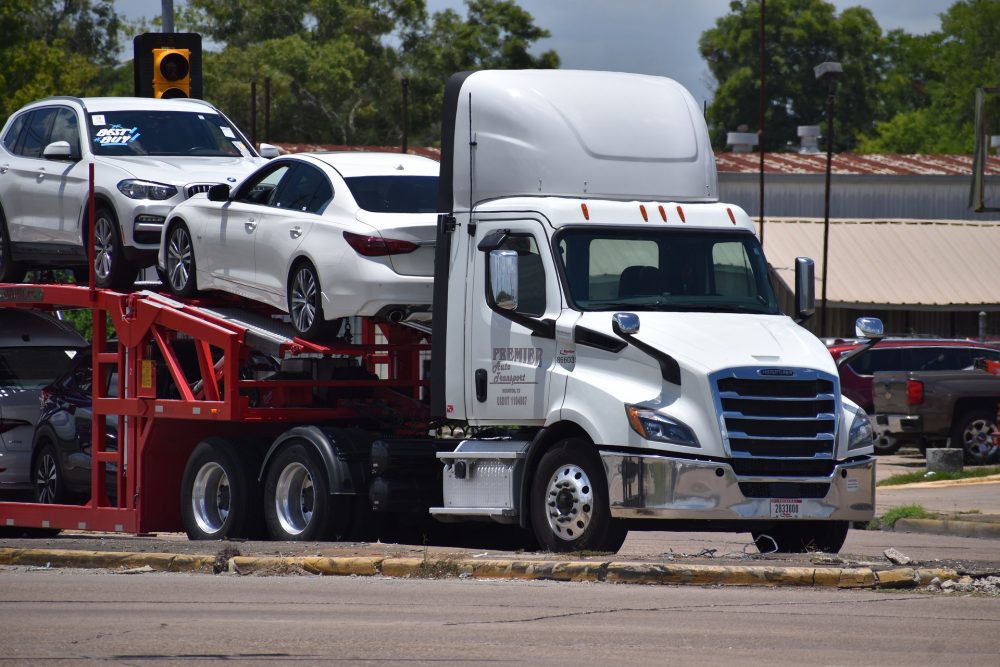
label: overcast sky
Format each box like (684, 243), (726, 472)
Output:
(118, 0), (955, 104)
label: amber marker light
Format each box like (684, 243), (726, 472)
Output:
(676, 206), (686, 222)
(581, 203), (590, 220)
(639, 204), (648, 221)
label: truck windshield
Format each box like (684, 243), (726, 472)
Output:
(88, 110), (247, 157)
(555, 228), (780, 315)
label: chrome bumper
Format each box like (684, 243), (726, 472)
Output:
(601, 451), (875, 522)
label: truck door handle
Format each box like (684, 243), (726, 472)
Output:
(245, 219), (257, 231)
(289, 226), (302, 239)
(475, 368), (487, 402)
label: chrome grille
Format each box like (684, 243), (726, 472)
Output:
(713, 367), (838, 461)
(185, 183), (216, 198)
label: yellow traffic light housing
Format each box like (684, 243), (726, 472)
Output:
(134, 33), (202, 99)
(153, 48), (191, 98)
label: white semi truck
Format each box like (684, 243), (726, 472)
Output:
(0, 70), (880, 553)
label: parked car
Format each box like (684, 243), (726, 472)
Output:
(827, 337), (1000, 454)
(0, 309), (86, 496)
(157, 152), (438, 338)
(31, 342), (280, 505)
(0, 96), (276, 289)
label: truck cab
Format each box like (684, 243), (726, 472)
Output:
(429, 70), (879, 553)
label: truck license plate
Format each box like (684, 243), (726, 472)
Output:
(770, 498), (801, 519)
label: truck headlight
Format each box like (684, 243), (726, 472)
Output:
(848, 408), (874, 451)
(117, 179), (178, 200)
(625, 404), (700, 448)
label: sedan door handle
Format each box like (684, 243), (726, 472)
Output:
(245, 218), (257, 232)
(289, 226), (302, 239)
(0, 164), (8, 174)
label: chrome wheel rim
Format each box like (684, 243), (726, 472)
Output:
(167, 226), (193, 291)
(94, 215), (115, 281)
(290, 266), (318, 333)
(36, 452), (58, 504)
(191, 462), (231, 534)
(274, 462), (314, 536)
(544, 463), (594, 541)
(961, 418), (997, 463)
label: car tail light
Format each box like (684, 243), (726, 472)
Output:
(343, 231), (418, 257)
(906, 380), (923, 405)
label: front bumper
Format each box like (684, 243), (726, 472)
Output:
(601, 451), (875, 522)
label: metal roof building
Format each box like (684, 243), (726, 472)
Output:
(717, 153), (1000, 339)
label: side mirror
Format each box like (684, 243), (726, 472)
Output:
(612, 312), (640, 336)
(207, 183), (231, 202)
(259, 143), (280, 159)
(42, 141), (75, 161)
(855, 317), (884, 340)
(489, 249), (518, 311)
(794, 257), (815, 321)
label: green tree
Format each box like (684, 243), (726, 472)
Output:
(699, 0), (888, 152)
(179, 0), (557, 147)
(0, 0), (125, 120)
(860, 0), (1000, 153)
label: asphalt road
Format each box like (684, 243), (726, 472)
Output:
(2, 567), (999, 666)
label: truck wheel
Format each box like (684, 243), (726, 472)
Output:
(0, 210), (26, 283)
(951, 410), (999, 465)
(530, 438), (626, 553)
(752, 520), (849, 554)
(264, 443), (343, 541)
(93, 206), (138, 290)
(181, 439), (261, 540)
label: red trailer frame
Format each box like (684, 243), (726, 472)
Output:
(0, 284), (429, 534)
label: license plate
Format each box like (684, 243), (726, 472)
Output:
(770, 498), (802, 519)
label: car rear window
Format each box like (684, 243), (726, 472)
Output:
(0, 347), (80, 390)
(344, 175), (438, 213)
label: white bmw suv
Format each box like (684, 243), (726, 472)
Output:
(0, 96), (275, 289)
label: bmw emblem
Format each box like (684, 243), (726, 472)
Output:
(227, 177), (237, 182)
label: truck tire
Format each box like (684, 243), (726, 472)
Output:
(529, 438), (626, 553)
(181, 439), (261, 540)
(752, 520), (849, 554)
(951, 410), (999, 465)
(264, 442), (348, 541)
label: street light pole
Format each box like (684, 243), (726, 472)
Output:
(814, 61), (842, 337)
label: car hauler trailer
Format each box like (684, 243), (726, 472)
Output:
(0, 70), (880, 553)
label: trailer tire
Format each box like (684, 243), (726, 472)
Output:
(181, 439), (261, 540)
(752, 520), (850, 554)
(529, 438), (626, 553)
(264, 442), (346, 541)
(951, 410), (999, 465)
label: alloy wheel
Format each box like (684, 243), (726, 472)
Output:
(167, 226), (194, 292)
(543, 463), (595, 541)
(190, 461), (232, 535)
(274, 461), (315, 536)
(94, 215), (116, 282)
(290, 266), (318, 333)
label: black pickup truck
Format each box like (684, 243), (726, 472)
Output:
(872, 368), (1000, 464)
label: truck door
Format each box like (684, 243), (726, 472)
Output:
(466, 218), (562, 424)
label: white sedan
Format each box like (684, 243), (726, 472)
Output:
(157, 152), (438, 338)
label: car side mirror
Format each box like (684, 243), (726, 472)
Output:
(855, 317), (884, 340)
(259, 143), (280, 159)
(794, 257), (815, 322)
(42, 141), (77, 161)
(207, 184), (231, 202)
(489, 249), (518, 311)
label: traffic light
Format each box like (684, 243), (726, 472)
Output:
(153, 48), (191, 98)
(134, 33), (202, 99)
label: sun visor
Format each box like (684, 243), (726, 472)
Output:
(438, 70), (718, 212)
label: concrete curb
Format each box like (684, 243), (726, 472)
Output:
(894, 518), (1000, 540)
(0, 547), (959, 589)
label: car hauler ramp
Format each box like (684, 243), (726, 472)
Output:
(0, 284), (429, 535)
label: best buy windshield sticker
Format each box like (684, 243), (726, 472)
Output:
(95, 124), (140, 146)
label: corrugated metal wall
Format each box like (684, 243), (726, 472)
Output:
(720, 174), (1000, 222)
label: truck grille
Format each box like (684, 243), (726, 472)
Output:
(713, 368), (838, 462)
